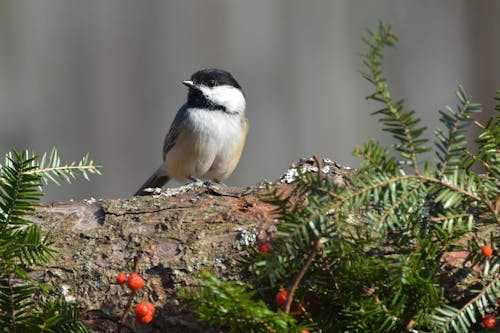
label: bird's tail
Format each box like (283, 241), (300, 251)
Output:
(134, 166), (170, 196)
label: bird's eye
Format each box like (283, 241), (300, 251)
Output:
(208, 79), (216, 87)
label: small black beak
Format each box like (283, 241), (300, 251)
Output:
(182, 80), (196, 89)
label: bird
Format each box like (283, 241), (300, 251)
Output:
(134, 68), (249, 196)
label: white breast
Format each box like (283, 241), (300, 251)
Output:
(164, 108), (247, 181)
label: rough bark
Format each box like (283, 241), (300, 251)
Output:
(29, 157), (484, 332)
(30, 157), (350, 332)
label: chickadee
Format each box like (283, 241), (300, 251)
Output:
(134, 69), (249, 195)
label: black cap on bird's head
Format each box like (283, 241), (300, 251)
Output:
(182, 68), (241, 90)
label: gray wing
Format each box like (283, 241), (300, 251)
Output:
(162, 104), (190, 158)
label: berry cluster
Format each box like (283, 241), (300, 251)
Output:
(116, 272), (155, 325)
(116, 272), (145, 291)
(134, 301), (156, 324)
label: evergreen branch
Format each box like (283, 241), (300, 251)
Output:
(0, 148), (95, 332)
(0, 151), (49, 266)
(325, 174), (480, 224)
(0, 148), (102, 186)
(435, 86), (479, 177)
(25, 164), (100, 182)
(180, 272), (301, 333)
(374, 181), (424, 231)
(473, 95), (500, 179)
(274, 171), (482, 258)
(34, 299), (89, 333)
(354, 139), (399, 174)
(432, 276), (500, 333)
(367, 174), (480, 206)
(361, 22), (429, 174)
(0, 152), (40, 229)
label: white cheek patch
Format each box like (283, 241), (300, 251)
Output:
(199, 85), (246, 114)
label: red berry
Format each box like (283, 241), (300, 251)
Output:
(136, 312), (153, 324)
(483, 313), (497, 329)
(482, 245), (493, 257)
(127, 273), (144, 291)
(258, 242), (272, 253)
(116, 273), (127, 285)
(302, 330), (310, 333)
(275, 289), (287, 307)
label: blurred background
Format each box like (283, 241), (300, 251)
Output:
(0, 0), (499, 201)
